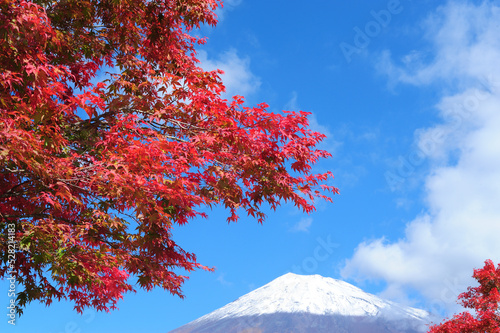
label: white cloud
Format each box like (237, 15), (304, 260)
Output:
(378, 2), (500, 88)
(284, 91), (300, 111)
(291, 217), (313, 233)
(197, 49), (260, 98)
(214, 0), (243, 21)
(342, 1), (500, 315)
(216, 273), (233, 287)
(224, 0), (243, 6)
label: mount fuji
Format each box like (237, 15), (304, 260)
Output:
(168, 273), (433, 333)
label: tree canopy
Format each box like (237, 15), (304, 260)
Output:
(0, 0), (337, 314)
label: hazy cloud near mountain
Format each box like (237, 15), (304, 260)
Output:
(342, 1), (500, 313)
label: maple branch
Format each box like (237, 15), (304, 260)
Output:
(55, 178), (91, 194)
(0, 179), (33, 199)
(86, 233), (122, 250)
(0, 213), (73, 223)
(1, 167), (28, 174)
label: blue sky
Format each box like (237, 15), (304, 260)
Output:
(3, 0), (500, 332)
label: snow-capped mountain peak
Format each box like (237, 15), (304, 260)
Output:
(195, 273), (427, 320)
(169, 273), (432, 333)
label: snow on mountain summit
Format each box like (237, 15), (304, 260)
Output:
(189, 272), (429, 322)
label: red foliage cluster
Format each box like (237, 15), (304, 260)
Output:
(429, 260), (500, 333)
(0, 0), (337, 314)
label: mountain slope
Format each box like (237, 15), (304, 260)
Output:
(169, 273), (432, 333)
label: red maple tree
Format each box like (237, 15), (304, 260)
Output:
(428, 260), (500, 333)
(0, 0), (338, 314)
